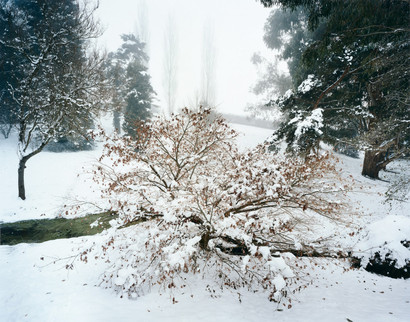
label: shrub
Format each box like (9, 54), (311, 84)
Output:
(88, 108), (347, 302)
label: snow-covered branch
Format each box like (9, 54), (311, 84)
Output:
(86, 108), (350, 302)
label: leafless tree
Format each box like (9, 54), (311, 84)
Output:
(200, 20), (217, 108)
(2, 0), (107, 200)
(134, 0), (150, 54)
(162, 13), (179, 116)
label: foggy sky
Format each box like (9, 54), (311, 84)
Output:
(96, 0), (271, 115)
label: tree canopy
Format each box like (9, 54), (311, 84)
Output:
(259, 0), (409, 178)
(0, 0), (106, 199)
(105, 34), (155, 137)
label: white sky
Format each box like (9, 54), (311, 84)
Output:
(95, 0), (272, 115)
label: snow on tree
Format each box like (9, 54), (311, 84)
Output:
(82, 108), (350, 302)
(0, 0), (107, 200)
(258, 0), (409, 177)
(105, 34), (155, 137)
(0, 1), (20, 138)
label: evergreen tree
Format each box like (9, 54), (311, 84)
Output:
(260, 0), (409, 178)
(122, 59), (153, 136)
(0, 2), (24, 138)
(106, 34), (154, 137)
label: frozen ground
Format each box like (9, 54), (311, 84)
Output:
(0, 123), (409, 322)
(1, 236), (409, 322)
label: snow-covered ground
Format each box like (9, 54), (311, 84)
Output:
(1, 123), (409, 322)
(0, 123), (273, 224)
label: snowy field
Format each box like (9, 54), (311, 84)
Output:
(0, 123), (409, 322)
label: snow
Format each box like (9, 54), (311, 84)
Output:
(292, 108), (324, 140)
(229, 123), (273, 151)
(1, 122), (409, 321)
(297, 74), (321, 93)
(0, 134), (103, 223)
(1, 238), (409, 322)
(355, 215), (410, 268)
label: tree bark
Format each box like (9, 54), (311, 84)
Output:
(18, 157), (28, 200)
(361, 150), (385, 179)
(17, 138), (48, 200)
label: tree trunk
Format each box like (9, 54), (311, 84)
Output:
(17, 137), (49, 200)
(199, 231), (211, 251)
(18, 157), (28, 200)
(361, 150), (385, 179)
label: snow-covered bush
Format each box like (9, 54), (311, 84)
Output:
(354, 215), (410, 278)
(88, 108), (348, 302)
